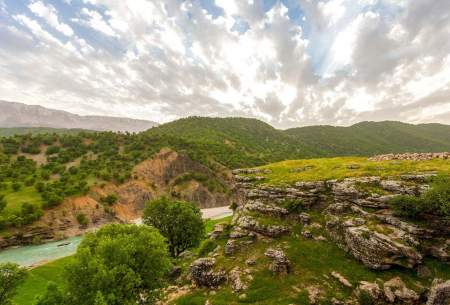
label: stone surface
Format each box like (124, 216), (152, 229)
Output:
(331, 271), (352, 288)
(190, 258), (226, 288)
(427, 279), (450, 305)
(264, 248), (290, 274)
(229, 267), (248, 292)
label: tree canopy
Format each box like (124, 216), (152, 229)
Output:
(144, 197), (205, 257)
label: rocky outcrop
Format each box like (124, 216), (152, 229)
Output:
(326, 216), (422, 270)
(427, 279), (450, 305)
(236, 216), (289, 238)
(369, 152), (449, 161)
(229, 267), (250, 292)
(190, 258), (227, 288)
(264, 248), (290, 274)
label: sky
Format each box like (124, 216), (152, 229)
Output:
(0, 0), (449, 128)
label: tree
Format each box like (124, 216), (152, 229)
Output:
(143, 197), (205, 257)
(63, 224), (171, 305)
(34, 283), (65, 305)
(0, 195), (6, 213)
(0, 263), (28, 305)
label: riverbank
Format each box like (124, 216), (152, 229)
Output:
(12, 214), (233, 305)
(0, 206), (233, 268)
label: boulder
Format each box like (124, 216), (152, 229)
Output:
(356, 281), (383, 304)
(190, 258), (226, 288)
(427, 279), (450, 305)
(264, 248), (290, 274)
(229, 267), (248, 292)
(225, 239), (238, 256)
(236, 216), (289, 238)
(327, 220), (422, 270)
(383, 277), (419, 304)
(331, 271), (352, 288)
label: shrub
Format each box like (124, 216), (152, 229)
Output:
(144, 197), (205, 257)
(76, 213), (88, 226)
(45, 145), (60, 155)
(197, 239), (217, 257)
(389, 195), (423, 218)
(422, 175), (450, 218)
(0, 263), (28, 305)
(100, 194), (118, 206)
(11, 182), (22, 192)
(283, 199), (305, 214)
(0, 195), (6, 212)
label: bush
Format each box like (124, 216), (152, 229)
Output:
(144, 197), (205, 257)
(45, 145), (60, 155)
(0, 263), (28, 305)
(197, 239), (217, 257)
(76, 213), (88, 226)
(389, 195), (423, 218)
(11, 182), (22, 192)
(282, 199), (305, 214)
(422, 175), (450, 218)
(100, 194), (118, 206)
(0, 195), (6, 212)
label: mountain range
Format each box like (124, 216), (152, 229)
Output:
(0, 100), (158, 132)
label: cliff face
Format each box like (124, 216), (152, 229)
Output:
(0, 148), (233, 249)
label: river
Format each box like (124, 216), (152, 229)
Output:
(0, 206), (232, 267)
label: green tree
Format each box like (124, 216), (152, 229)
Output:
(34, 283), (65, 305)
(0, 195), (6, 213)
(0, 263), (28, 305)
(143, 197), (205, 257)
(64, 224), (171, 305)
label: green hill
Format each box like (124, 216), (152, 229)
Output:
(145, 118), (450, 165)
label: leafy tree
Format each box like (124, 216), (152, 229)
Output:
(0, 195), (6, 213)
(34, 283), (65, 305)
(144, 197), (205, 257)
(62, 224), (171, 305)
(0, 263), (28, 305)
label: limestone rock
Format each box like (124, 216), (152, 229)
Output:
(229, 267), (248, 292)
(383, 277), (419, 304)
(427, 279), (450, 305)
(264, 248), (290, 274)
(190, 258), (226, 288)
(331, 271), (352, 288)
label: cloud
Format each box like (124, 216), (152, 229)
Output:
(0, 0), (448, 128)
(28, 1), (74, 36)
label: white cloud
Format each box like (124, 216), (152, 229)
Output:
(0, 0), (449, 127)
(28, 1), (74, 36)
(75, 8), (117, 37)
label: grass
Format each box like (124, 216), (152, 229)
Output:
(245, 157), (450, 185)
(13, 256), (74, 305)
(204, 216), (232, 234)
(1, 185), (43, 216)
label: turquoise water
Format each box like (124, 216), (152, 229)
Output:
(0, 236), (82, 267)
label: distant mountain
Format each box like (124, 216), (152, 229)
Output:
(0, 101), (158, 132)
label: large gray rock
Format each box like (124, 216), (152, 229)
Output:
(264, 248), (290, 274)
(427, 279), (450, 305)
(236, 216), (289, 237)
(190, 258), (226, 288)
(327, 218), (422, 270)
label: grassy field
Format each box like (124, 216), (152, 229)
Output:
(1, 184), (43, 216)
(13, 256), (74, 305)
(245, 157), (450, 185)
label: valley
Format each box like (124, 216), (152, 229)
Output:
(0, 117), (449, 305)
